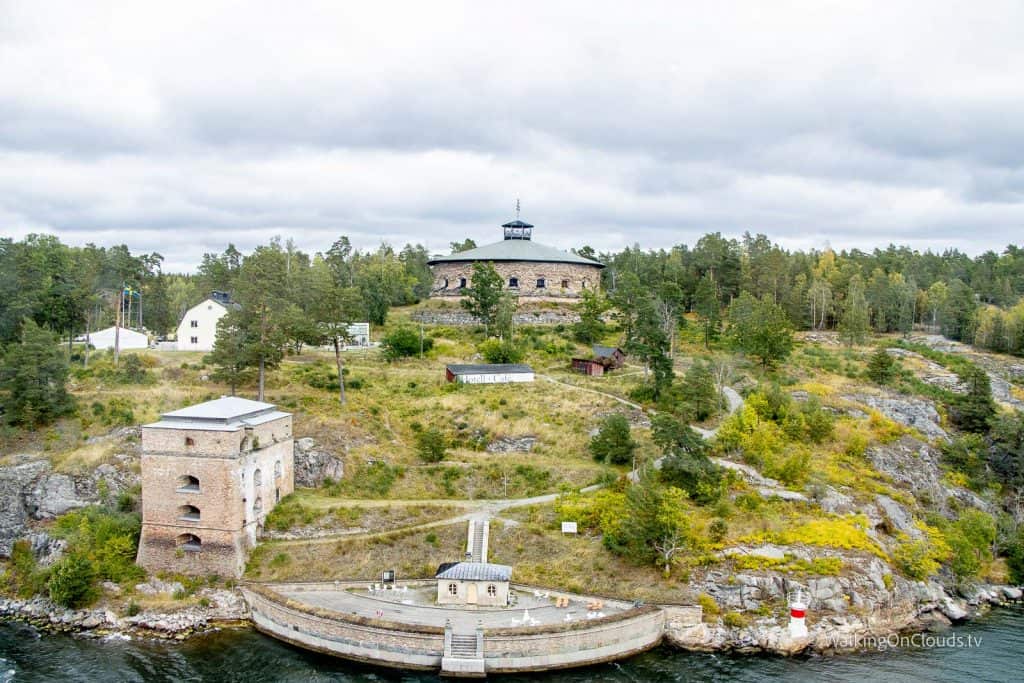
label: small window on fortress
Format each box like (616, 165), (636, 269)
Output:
(459, 277), (467, 288)
(508, 277), (519, 288)
(177, 475), (200, 492)
(442, 277), (449, 289)
(448, 583), (458, 596)
(177, 533), (201, 552)
(185, 437), (195, 447)
(536, 278), (546, 289)
(487, 584), (497, 596)
(254, 469), (262, 487)
(561, 279), (570, 289)
(582, 279), (589, 289)
(274, 461), (282, 479)
(178, 505), (200, 521)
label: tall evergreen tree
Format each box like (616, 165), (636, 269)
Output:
(0, 319), (73, 426)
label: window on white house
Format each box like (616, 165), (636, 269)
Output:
(190, 320), (198, 328)
(448, 583), (458, 596)
(190, 336), (198, 344)
(487, 584), (497, 596)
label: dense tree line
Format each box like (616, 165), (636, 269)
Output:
(593, 233), (1024, 354)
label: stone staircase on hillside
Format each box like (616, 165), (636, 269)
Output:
(466, 519), (489, 563)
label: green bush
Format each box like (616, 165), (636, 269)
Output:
(48, 554), (96, 608)
(382, 327), (432, 360)
(415, 427), (447, 463)
(477, 338), (525, 364)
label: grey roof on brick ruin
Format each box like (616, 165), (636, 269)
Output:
(145, 396), (290, 431)
(435, 562), (512, 582)
(446, 363), (534, 375)
(428, 238), (604, 267)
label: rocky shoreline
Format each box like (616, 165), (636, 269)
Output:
(667, 580), (1023, 655)
(2, 578), (1020, 657)
(0, 584), (249, 641)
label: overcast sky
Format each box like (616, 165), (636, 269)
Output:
(2, 1), (1023, 272)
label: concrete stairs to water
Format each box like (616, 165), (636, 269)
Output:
(442, 623), (485, 678)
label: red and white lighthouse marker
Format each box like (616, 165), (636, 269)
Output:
(789, 589), (808, 639)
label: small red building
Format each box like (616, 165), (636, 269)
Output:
(571, 358), (605, 376)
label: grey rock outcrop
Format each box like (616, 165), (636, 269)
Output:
(875, 494), (922, 538)
(846, 393), (948, 441)
(293, 438), (345, 487)
(486, 436), (538, 454)
(0, 455), (138, 557)
(866, 435), (991, 518)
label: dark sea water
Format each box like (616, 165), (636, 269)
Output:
(0, 608), (1021, 682)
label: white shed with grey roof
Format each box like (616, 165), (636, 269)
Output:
(445, 364), (534, 385)
(435, 562), (512, 606)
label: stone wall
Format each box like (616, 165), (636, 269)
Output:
(411, 309), (581, 326)
(242, 582), (669, 674)
(243, 584), (445, 670)
(431, 261), (601, 300)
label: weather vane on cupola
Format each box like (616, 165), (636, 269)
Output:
(503, 198), (533, 240)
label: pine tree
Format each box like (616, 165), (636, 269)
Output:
(573, 289), (609, 343)
(589, 414), (636, 465)
(0, 319), (74, 426)
(866, 347), (899, 384)
(205, 312), (255, 396)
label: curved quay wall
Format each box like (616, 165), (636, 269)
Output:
(241, 582), (668, 674)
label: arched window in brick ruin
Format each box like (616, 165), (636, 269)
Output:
(178, 504), (200, 521)
(177, 533), (201, 551)
(253, 496), (263, 517)
(253, 469), (262, 487)
(177, 475), (200, 492)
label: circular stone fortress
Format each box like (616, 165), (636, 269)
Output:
(428, 216), (605, 300)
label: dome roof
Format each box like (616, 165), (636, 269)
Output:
(428, 238), (603, 267)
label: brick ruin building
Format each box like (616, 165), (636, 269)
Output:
(137, 397), (294, 578)
(428, 214), (604, 300)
